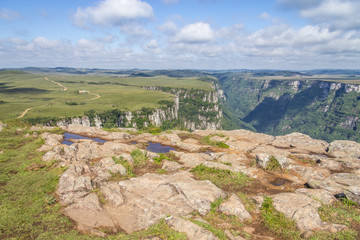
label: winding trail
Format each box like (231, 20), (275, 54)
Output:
(88, 92), (101, 100)
(17, 107), (32, 119)
(44, 77), (68, 91)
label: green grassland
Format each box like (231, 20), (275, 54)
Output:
(0, 71), (211, 121)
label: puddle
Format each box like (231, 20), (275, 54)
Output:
(62, 132), (106, 146)
(270, 178), (290, 186)
(146, 142), (175, 153)
(131, 141), (138, 145)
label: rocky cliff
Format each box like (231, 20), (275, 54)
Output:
(219, 73), (360, 142)
(56, 86), (223, 131)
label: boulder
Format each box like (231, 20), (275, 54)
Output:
(272, 132), (329, 154)
(271, 193), (345, 233)
(56, 165), (93, 205)
(100, 157), (126, 175)
(328, 140), (360, 158)
(63, 193), (116, 230)
(294, 188), (336, 205)
(162, 160), (182, 172)
(178, 153), (210, 168)
(256, 153), (270, 169)
(101, 182), (124, 206)
(218, 194), (251, 221)
(166, 217), (219, 240)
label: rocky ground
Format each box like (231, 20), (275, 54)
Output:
(35, 124), (360, 239)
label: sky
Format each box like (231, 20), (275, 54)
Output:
(0, 0), (360, 70)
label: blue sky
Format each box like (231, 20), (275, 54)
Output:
(1, 0), (360, 69)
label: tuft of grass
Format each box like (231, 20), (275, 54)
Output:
(190, 164), (251, 192)
(130, 149), (147, 166)
(260, 196), (301, 239)
(210, 198), (225, 214)
(201, 135), (229, 148)
(153, 153), (177, 164)
(237, 192), (256, 213)
(265, 156), (281, 171)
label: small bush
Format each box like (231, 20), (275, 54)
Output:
(65, 101), (78, 106)
(131, 149), (147, 166)
(265, 156), (281, 171)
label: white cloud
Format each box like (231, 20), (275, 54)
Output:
(159, 21), (177, 34)
(278, 0), (360, 30)
(33, 37), (62, 49)
(73, 0), (153, 27)
(300, 0), (360, 30)
(173, 22), (214, 43)
(147, 39), (158, 48)
(0, 9), (19, 21)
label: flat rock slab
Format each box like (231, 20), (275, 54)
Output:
(62, 171), (226, 234)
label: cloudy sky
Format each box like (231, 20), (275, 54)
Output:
(1, 0), (360, 70)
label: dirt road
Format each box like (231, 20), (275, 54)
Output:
(44, 77), (68, 91)
(16, 107), (32, 119)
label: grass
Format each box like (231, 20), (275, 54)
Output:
(113, 156), (135, 178)
(0, 124), (188, 239)
(153, 153), (177, 164)
(0, 123), (88, 239)
(190, 164), (251, 192)
(1, 71), (212, 121)
(130, 149), (147, 166)
(265, 156), (281, 171)
(317, 200), (360, 229)
(201, 135), (229, 148)
(260, 197), (302, 240)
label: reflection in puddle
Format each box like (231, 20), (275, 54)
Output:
(62, 132), (106, 146)
(146, 142), (175, 153)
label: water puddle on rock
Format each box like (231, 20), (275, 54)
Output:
(62, 133), (106, 146)
(270, 178), (291, 187)
(146, 142), (175, 153)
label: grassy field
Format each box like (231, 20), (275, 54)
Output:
(0, 71), (211, 121)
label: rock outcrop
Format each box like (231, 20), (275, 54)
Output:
(33, 125), (360, 239)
